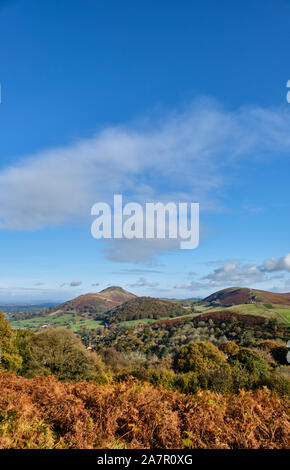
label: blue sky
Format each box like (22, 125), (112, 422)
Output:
(0, 0), (290, 302)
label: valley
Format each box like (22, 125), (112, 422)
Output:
(7, 286), (290, 334)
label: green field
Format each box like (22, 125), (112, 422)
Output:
(10, 312), (103, 332)
(121, 303), (290, 327)
(193, 303), (290, 326)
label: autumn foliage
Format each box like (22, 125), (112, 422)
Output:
(0, 372), (289, 449)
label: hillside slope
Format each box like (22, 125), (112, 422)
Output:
(50, 286), (136, 318)
(203, 287), (290, 307)
(106, 296), (187, 323)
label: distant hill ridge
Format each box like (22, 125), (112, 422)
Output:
(203, 287), (290, 306)
(47, 286), (290, 324)
(50, 286), (136, 317)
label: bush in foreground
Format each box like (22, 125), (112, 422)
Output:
(23, 329), (107, 382)
(0, 313), (22, 372)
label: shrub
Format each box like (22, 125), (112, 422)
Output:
(230, 348), (270, 374)
(219, 341), (240, 356)
(0, 312), (22, 372)
(173, 341), (227, 373)
(25, 329), (106, 381)
(116, 367), (177, 392)
(269, 346), (288, 365)
(264, 373), (290, 396)
(229, 348), (270, 390)
(0, 373), (289, 449)
(14, 329), (35, 375)
(200, 367), (234, 393)
(255, 340), (288, 365)
(174, 372), (199, 394)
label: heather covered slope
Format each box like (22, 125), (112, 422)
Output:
(50, 286), (136, 318)
(0, 373), (289, 449)
(252, 289), (290, 305)
(203, 287), (290, 307)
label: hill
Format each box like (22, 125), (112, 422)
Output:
(50, 286), (136, 318)
(203, 287), (290, 307)
(8, 286), (290, 332)
(105, 296), (187, 323)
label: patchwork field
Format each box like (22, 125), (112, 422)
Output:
(10, 312), (103, 332)
(10, 301), (290, 332)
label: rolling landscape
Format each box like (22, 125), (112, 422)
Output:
(1, 283), (289, 449)
(1, 0), (290, 454)
(7, 285), (290, 332)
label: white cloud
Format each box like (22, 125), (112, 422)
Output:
(1, 99), (290, 232)
(261, 253), (290, 272)
(174, 254), (290, 293)
(202, 262), (266, 286)
(174, 280), (204, 290)
(112, 268), (163, 274)
(105, 237), (179, 263)
(128, 276), (159, 288)
(269, 279), (290, 292)
(70, 280), (82, 287)
(1, 100), (290, 261)
(173, 262), (265, 293)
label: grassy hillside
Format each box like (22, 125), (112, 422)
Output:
(10, 298), (290, 332)
(50, 286), (136, 318)
(194, 303), (290, 326)
(203, 287), (290, 307)
(10, 295), (189, 331)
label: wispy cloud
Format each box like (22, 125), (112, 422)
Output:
(105, 237), (178, 263)
(261, 253), (290, 272)
(2, 100), (290, 230)
(112, 268), (164, 274)
(269, 279), (290, 293)
(174, 280), (204, 290)
(1, 99), (290, 261)
(201, 262), (266, 286)
(174, 253), (290, 293)
(70, 280), (82, 287)
(60, 280), (83, 287)
(128, 276), (160, 288)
